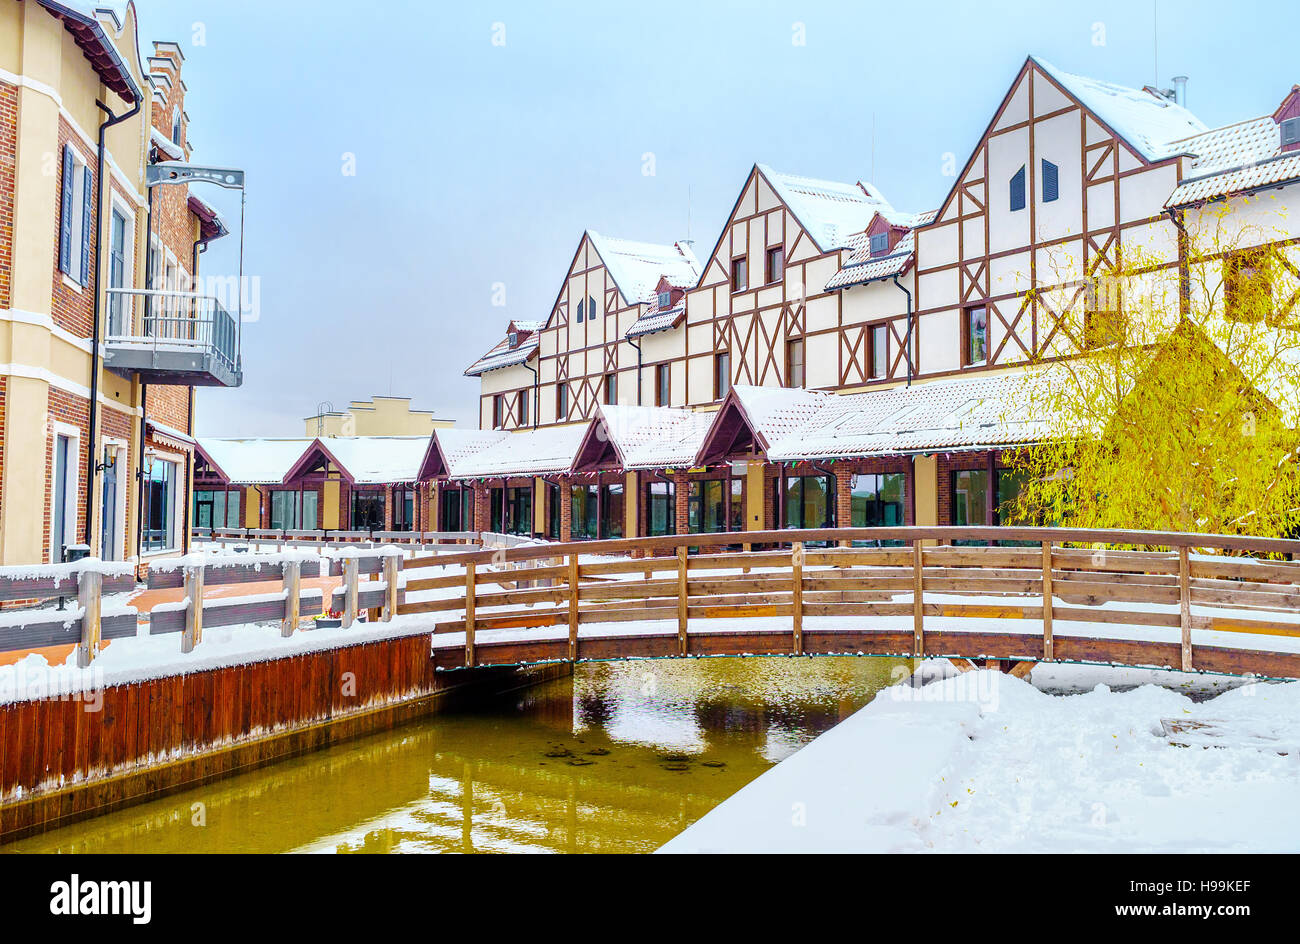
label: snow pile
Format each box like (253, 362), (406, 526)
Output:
(660, 670), (1300, 853)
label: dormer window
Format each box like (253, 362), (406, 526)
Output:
(1281, 117), (1300, 148)
(658, 290), (672, 309)
(508, 331), (519, 349)
(869, 233), (889, 256)
(171, 111), (182, 146)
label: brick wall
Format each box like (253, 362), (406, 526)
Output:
(44, 388), (91, 561)
(50, 119), (96, 339)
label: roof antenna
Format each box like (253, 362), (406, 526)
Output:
(687, 184), (692, 241)
(871, 112), (876, 183)
(1153, 0), (1159, 90)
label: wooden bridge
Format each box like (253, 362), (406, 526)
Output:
(395, 527), (1300, 680)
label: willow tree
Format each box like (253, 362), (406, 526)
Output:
(1003, 202), (1300, 539)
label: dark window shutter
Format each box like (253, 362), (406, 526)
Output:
(1282, 117), (1300, 146)
(1042, 160), (1059, 203)
(1010, 165), (1026, 212)
(576, 300), (583, 323)
(869, 232), (889, 255)
(80, 162), (94, 283)
(59, 145), (74, 275)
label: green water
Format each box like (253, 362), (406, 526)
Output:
(7, 656), (909, 854)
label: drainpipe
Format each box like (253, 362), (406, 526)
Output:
(135, 181), (156, 561)
(892, 274), (915, 387)
(1163, 207), (1191, 320)
(522, 360), (538, 429)
(84, 94), (142, 549)
(627, 335), (643, 405)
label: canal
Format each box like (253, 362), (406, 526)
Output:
(7, 656), (909, 854)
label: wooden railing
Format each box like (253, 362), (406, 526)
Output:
(193, 528), (480, 550)
(395, 527), (1300, 679)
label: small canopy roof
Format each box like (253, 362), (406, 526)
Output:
(195, 438), (315, 485)
(572, 404), (717, 472)
(417, 428), (509, 480)
(282, 436), (430, 485)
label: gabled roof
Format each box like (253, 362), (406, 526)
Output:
(418, 428), (509, 480)
(37, 1), (143, 103)
(446, 425), (587, 480)
(587, 232), (701, 307)
(756, 164), (895, 253)
(1165, 116), (1300, 206)
(696, 375), (1057, 465)
(283, 436), (430, 485)
(1032, 57), (1206, 162)
(195, 438), (315, 485)
(572, 404), (716, 472)
(464, 322), (541, 376)
(826, 210), (937, 290)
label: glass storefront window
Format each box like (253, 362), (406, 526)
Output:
(850, 472), (905, 546)
(645, 481), (675, 536)
(600, 484), (624, 539)
(571, 484), (598, 540)
(351, 490), (385, 530)
(782, 474), (833, 530)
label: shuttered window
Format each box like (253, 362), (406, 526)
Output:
(1009, 165), (1026, 212)
(59, 144), (94, 284)
(1041, 159), (1059, 203)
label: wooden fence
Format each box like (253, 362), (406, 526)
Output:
(194, 527), (479, 550)
(393, 526), (1300, 679)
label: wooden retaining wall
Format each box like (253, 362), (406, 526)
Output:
(0, 634), (568, 843)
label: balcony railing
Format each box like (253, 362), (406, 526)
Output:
(104, 287), (241, 387)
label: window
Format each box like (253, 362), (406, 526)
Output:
(785, 338), (805, 387)
(766, 246), (785, 283)
(546, 483), (562, 538)
(494, 486), (532, 536)
(850, 473), (906, 546)
(272, 490), (318, 530)
(590, 295), (600, 318)
(1282, 116), (1300, 148)
(570, 484), (599, 540)
(193, 489), (241, 530)
(1009, 165), (1026, 212)
(51, 433), (76, 559)
(951, 469), (990, 529)
(604, 372), (617, 405)
(575, 299), (584, 323)
(645, 481), (676, 536)
(171, 109), (182, 146)
(519, 387), (530, 426)
(714, 352), (731, 400)
(142, 457), (178, 552)
(492, 394), (504, 428)
(600, 484), (624, 539)
(688, 478), (743, 533)
(1084, 275), (1123, 347)
(100, 445), (123, 559)
(393, 488), (416, 531)
(58, 144), (92, 285)
(108, 209), (129, 334)
(1224, 250), (1276, 323)
(508, 330), (519, 349)
(782, 474), (833, 530)
(655, 364), (670, 407)
(439, 487), (472, 532)
(869, 323), (888, 379)
(731, 255), (748, 293)
(351, 490), (385, 530)
(658, 289), (672, 308)
(963, 306), (988, 365)
(995, 468), (1029, 527)
(869, 232), (889, 256)
(1041, 159), (1059, 202)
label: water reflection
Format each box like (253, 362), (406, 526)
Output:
(7, 656), (908, 854)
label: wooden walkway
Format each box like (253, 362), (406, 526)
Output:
(396, 527), (1300, 680)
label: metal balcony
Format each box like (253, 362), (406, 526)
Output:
(103, 287), (242, 387)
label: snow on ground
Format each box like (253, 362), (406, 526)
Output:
(659, 668), (1300, 853)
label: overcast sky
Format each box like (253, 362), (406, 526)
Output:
(130, 0), (1300, 436)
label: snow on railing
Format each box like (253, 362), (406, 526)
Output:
(0, 558), (139, 667)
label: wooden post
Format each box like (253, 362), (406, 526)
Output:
(341, 557), (359, 628)
(677, 545), (689, 656)
(281, 559), (300, 637)
(791, 542), (804, 654)
(1041, 540), (1054, 662)
(567, 553), (580, 661)
(76, 568), (102, 668)
(381, 553), (399, 622)
(465, 560), (476, 667)
(1178, 544), (1192, 671)
(912, 540), (924, 657)
(181, 563), (204, 653)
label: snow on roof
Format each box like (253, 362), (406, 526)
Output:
(313, 436), (430, 484)
(196, 438), (314, 485)
(427, 428), (509, 479)
(757, 164), (895, 253)
(1032, 57), (1207, 163)
(464, 328), (540, 376)
(825, 210), (937, 291)
(1165, 116), (1300, 206)
(449, 425), (588, 479)
(587, 232), (701, 307)
(150, 127), (184, 160)
(625, 303), (685, 339)
(716, 373), (1056, 463)
(592, 404), (717, 470)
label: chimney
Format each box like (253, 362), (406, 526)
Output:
(1173, 76), (1188, 108)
